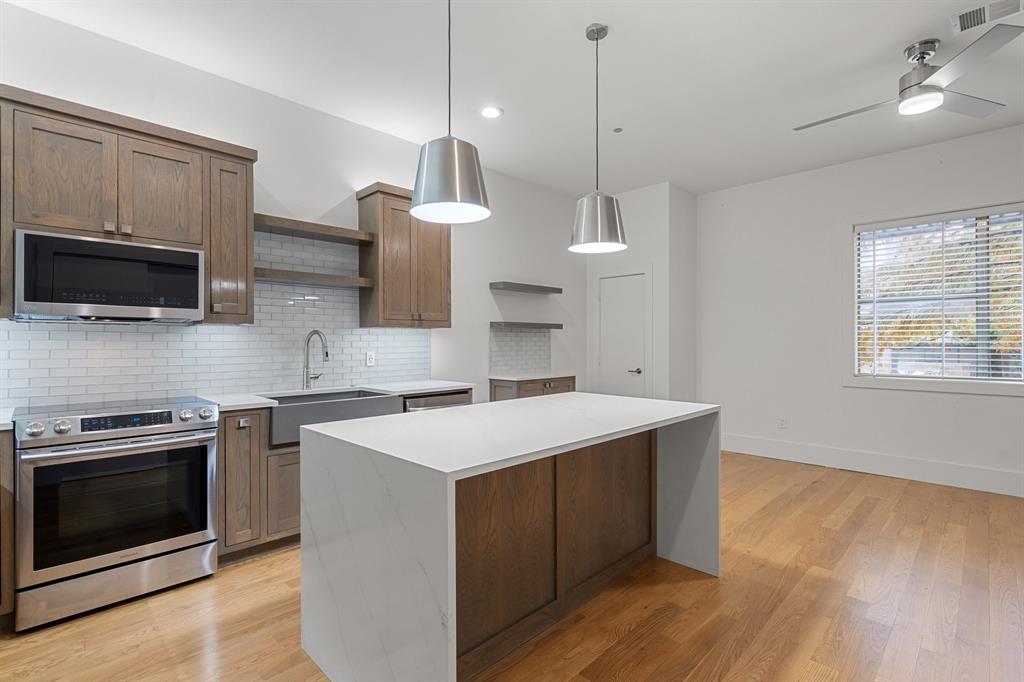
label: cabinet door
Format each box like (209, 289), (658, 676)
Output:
(118, 136), (203, 244)
(380, 196), (417, 323)
(222, 412), (262, 547)
(13, 110), (117, 234)
(516, 380), (546, 398)
(265, 450), (300, 537)
(544, 378), (575, 395)
(413, 218), (451, 325)
(207, 156), (252, 321)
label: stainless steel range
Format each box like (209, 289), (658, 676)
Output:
(13, 397), (219, 630)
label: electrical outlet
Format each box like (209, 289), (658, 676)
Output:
(776, 417), (787, 430)
(365, 351), (376, 367)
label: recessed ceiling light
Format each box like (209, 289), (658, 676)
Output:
(480, 106), (504, 119)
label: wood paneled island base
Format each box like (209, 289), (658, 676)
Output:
(456, 431), (656, 678)
(300, 393), (720, 682)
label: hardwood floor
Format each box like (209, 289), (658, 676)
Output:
(1, 452), (1021, 682)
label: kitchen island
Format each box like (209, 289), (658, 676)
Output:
(300, 392), (720, 681)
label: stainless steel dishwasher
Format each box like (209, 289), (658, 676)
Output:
(403, 390), (473, 412)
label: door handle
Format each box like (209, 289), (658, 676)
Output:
(212, 303), (224, 313)
(627, 368), (643, 375)
(103, 221), (117, 233)
(120, 223), (133, 235)
(237, 417), (250, 428)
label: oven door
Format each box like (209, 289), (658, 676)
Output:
(16, 430), (217, 588)
(15, 229), (204, 322)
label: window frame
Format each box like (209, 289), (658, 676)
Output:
(842, 200), (1024, 398)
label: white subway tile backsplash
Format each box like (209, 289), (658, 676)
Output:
(0, 231), (430, 410)
(489, 328), (551, 375)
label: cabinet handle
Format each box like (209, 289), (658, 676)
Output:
(103, 221), (116, 233)
(120, 223), (133, 235)
(212, 303), (224, 313)
(237, 417), (250, 428)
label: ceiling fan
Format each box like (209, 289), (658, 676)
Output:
(794, 23), (1024, 131)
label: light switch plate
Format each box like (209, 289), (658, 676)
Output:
(366, 351), (376, 367)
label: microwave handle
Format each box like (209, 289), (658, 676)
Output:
(19, 431), (216, 463)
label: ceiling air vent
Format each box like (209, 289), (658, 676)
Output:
(952, 0), (1023, 33)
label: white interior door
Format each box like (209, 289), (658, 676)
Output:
(595, 273), (648, 397)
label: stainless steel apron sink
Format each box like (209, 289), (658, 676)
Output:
(262, 390), (403, 445)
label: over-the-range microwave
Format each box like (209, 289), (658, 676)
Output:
(15, 229), (204, 323)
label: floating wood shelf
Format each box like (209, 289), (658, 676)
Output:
(489, 281), (563, 295)
(254, 213), (373, 246)
(255, 267), (373, 289)
(490, 321), (563, 330)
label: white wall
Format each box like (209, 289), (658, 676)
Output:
(669, 184), (698, 401)
(698, 124), (1024, 497)
(0, 4), (587, 402)
(432, 169), (588, 399)
(585, 182), (697, 401)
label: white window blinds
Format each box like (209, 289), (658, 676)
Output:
(856, 206), (1024, 382)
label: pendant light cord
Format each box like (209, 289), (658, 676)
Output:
(448, 0), (452, 137)
(594, 33), (599, 192)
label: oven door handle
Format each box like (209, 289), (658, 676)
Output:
(18, 430), (217, 463)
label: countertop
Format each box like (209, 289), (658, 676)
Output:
(488, 371), (576, 382)
(199, 379), (474, 412)
(0, 408), (12, 432)
(304, 391), (719, 476)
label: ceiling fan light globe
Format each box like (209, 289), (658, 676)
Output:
(898, 87), (944, 116)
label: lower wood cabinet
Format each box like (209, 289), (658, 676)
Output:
(489, 375), (576, 401)
(218, 409), (301, 556)
(220, 411), (262, 549)
(265, 450), (301, 537)
(455, 430), (655, 678)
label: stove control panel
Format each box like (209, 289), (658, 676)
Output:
(82, 411), (174, 433)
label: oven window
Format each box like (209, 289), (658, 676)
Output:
(33, 445), (208, 570)
(22, 232), (200, 309)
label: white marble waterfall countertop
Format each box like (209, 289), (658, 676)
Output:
(304, 392), (719, 477)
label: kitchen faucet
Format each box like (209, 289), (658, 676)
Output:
(303, 329), (330, 389)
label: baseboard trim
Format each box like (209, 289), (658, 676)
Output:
(723, 433), (1023, 498)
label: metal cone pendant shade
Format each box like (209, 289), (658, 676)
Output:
(569, 23), (626, 253)
(410, 0), (490, 224)
(411, 135), (490, 224)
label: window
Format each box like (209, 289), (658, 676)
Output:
(855, 204), (1023, 386)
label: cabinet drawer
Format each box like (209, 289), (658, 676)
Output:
(545, 378), (575, 395)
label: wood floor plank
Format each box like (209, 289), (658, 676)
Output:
(0, 453), (1019, 682)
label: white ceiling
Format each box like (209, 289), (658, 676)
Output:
(11, 0), (1024, 196)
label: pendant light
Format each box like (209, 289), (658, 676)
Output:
(411, 0), (490, 224)
(569, 23), (627, 254)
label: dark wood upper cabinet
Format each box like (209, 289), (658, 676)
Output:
(358, 183), (451, 328)
(206, 156), (253, 323)
(12, 110), (118, 234)
(118, 136), (203, 244)
(414, 212), (451, 323)
(1, 86), (258, 323)
(380, 195), (417, 323)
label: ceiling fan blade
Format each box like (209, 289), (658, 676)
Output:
(793, 99), (897, 131)
(922, 23), (1024, 89)
(942, 90), (1005, 117)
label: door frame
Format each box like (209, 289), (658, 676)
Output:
(587, 267), (656, 399)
